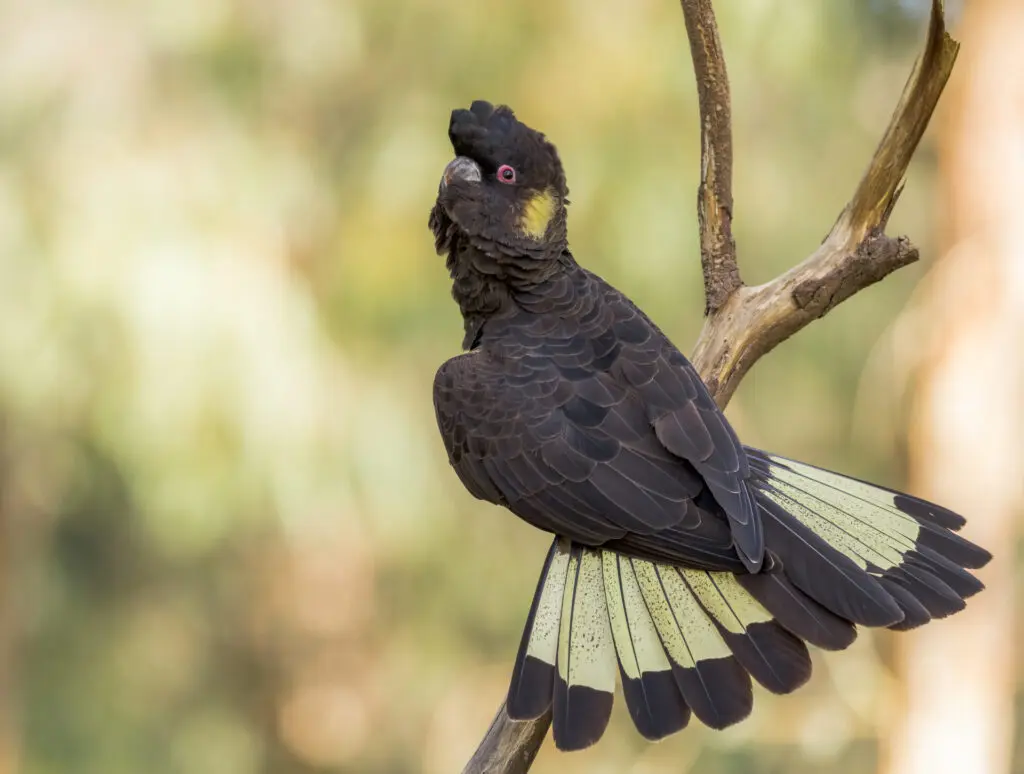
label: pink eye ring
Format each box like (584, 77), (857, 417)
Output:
(496, 164), (516, 184)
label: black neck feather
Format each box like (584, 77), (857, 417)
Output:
(445, 234), (569, 349)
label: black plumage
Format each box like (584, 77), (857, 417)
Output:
(428, 101), (992, 751)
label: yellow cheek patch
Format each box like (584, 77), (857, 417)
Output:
(518, 188), (556, 239)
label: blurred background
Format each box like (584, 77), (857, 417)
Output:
(0, 0), (1020, 772)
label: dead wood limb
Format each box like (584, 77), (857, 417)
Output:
(691, 0), (958, 407)
(681, 0), (740, 312)
(462, 1), (958, 770)
(460, 702), (550, 774)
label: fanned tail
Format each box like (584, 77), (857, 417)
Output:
(507, 539), (811, 750)
(506, 451), (991, 751)
(743, 448), (990, 632)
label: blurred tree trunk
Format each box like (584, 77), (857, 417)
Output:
(0, 427), (17, 774)
(884, 3), (1024, 774)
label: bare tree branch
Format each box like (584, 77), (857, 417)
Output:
(460, 703), (550, 774)
(462, 0), (958, 770)
(681, 0), (740, 312)
(691, 0), (959, 407)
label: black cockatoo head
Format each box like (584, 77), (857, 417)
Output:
(430, 101), (569, 258)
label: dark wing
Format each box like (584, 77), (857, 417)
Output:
(593, 276), (764, 571)
(433, 337), (742, 572)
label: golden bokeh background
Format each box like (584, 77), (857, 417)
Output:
(0, 0), (1019, 773)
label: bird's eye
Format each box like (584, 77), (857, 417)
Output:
(496, 164), (517, 184)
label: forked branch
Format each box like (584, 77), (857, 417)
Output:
(691, 0), (959, 406)
(463, 1), (958, 770)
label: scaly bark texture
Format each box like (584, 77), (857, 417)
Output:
(680, 0), (740, 313)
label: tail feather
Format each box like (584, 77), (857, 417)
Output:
(507, 539), (568, 720)
(602, 551), (690, 740)
(914, 519), (992, 569)
(506, 451), (990, 750)
(913, 546), (985, 598)
(889, 562), (965, 618)
(680, 570), (810, 695)
(876, 576), (932, 630)
(631, 558), (753, 729)
(891, 492), (965, 530)
(509, 540), (814, 750)
(553, 544), (616, 751)
(737, 568), (857, 650)
(746, 448), (991, 631)
(755, 491), (905, 626)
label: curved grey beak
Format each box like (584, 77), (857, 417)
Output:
(442, 156), (482, 188)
